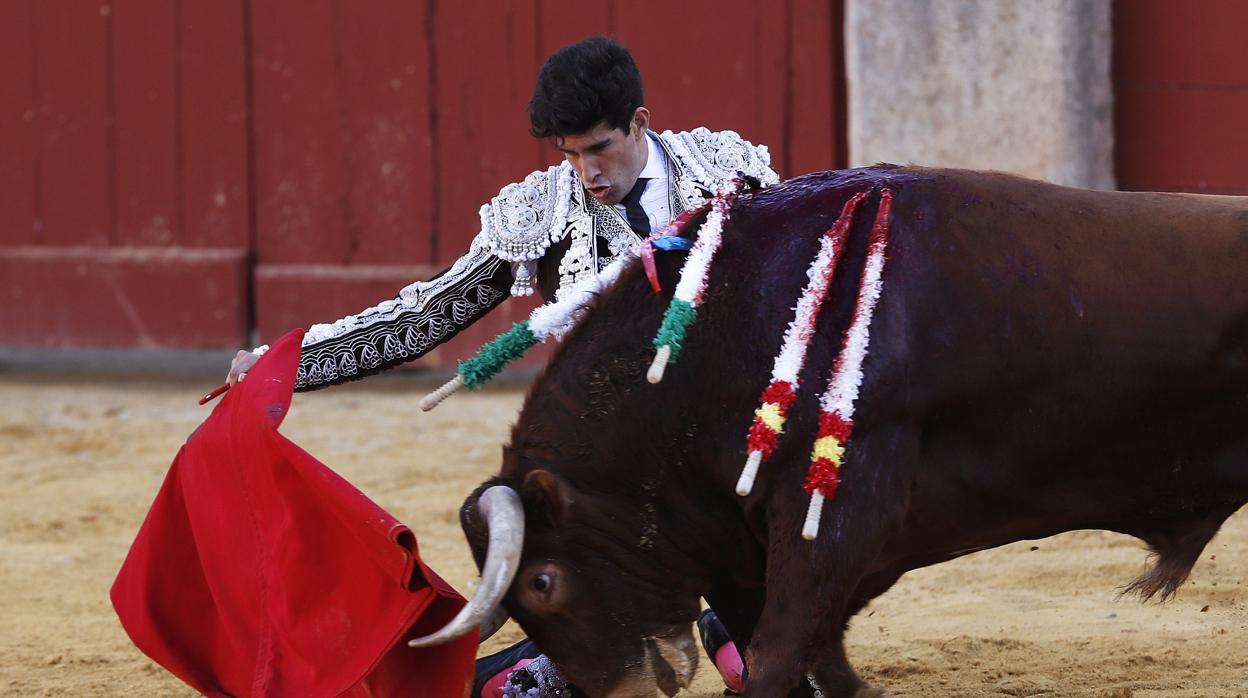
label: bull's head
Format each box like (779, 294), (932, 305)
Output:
(410, 471), (705, 697)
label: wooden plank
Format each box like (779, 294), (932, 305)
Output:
(36, 0), (112, 246)
(0, 246), (248, 347)
(828, 0), (848, 171)
(1114, 0), (1248, 87)
(537, 0), (610, 168)
(250, 0), (344, 265)
(1115, 87), (1248, 194)
(1112, 0), (1248, 195)
(786, 0), (845, 175)
(538, 0), (609, 64)
(432, 0), (541, 265)
(111, 0), (179, 246)
(179, 0), (250, 248)
(535, 3), (846, 177)
(748, 3), (787, 172)
(0, 0), (40, 245)
(337, 0), (434, 265)
(611, 0), (787, 171)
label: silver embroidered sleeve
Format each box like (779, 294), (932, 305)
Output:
(290, 246), (512, 391)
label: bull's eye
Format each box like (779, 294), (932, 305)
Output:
(532, 573), (552, 592)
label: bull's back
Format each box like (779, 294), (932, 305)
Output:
(885, 169), (1248, 388)
(718, 168), (1248, 523)
(732, 167), (1248, 389)
(859, 170), (1248, 525)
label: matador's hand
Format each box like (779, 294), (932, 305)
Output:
(227, 350), (260, 386)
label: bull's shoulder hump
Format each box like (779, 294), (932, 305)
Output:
(1156, 192), (1248, 210)
(888, 168), (1248, 212)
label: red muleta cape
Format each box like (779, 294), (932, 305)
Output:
(111, 329), (476, 697)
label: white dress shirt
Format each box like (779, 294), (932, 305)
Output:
(612, 132), (672, 232)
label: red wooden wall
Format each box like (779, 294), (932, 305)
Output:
(1114, 0), (1248, 194)
(0, 0), (847, 364)
(1, 0), (250, 349)
(5, 2), (1247, 357)
(5, 1), (1247, 356)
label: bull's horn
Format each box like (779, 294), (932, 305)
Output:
(408, 486), (524, 647)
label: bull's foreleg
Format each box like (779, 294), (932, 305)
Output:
(743, 427), (912, 698)
(739, 520), (874, 698)
(808, 638), (889, 698)
(704, 582), (819, 698)
(804, 570), (907, 696)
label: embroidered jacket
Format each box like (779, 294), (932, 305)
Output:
(283, 128), (778, 391)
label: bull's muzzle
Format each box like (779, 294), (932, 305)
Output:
(604, 628), (699, 698)
(407, 485), (524, 647)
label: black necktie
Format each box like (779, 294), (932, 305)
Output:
(620, 178), (651, 234)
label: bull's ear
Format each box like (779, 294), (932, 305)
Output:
(521, 469), (575, 526)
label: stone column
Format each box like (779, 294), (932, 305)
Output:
(846, 0), (1114, 189)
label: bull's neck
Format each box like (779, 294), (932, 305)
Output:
(597, 404), (769, 589)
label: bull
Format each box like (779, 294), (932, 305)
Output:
(413, 167), (1248, 697)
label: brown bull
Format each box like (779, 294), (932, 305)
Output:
(417, 167), (1248, 697)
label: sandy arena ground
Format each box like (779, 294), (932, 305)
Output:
(1, 374), (1245, 697)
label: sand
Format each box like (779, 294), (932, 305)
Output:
(1, 374), (1244, 697)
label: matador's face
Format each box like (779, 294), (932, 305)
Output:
(554, 108), (650, 207)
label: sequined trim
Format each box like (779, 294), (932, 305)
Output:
(284, 128), (778, 387)
(481, 129), (777, 298)
(293, 245), (506, 390)
(482, 163), (576, 264)
(500, 655), (576, 698)
(553, 129), (776, 297)
(662, 127), (779, 190)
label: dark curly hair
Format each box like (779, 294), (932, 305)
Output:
(529, 37), (644, 139)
